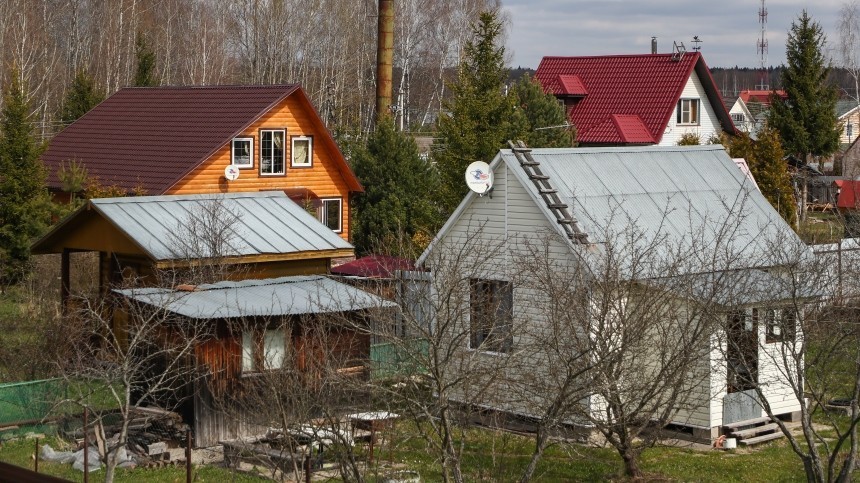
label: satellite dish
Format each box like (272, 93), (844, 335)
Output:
(224, 165), (240, 181)
(465, 161), (493, 195)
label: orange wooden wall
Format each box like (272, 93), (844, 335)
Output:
(167, 95), (352, 240)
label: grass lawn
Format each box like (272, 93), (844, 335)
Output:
(366, 422), (806, 482)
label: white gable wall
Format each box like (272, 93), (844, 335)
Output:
(660, 71), (723, 146)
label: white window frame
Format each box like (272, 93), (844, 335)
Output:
(320, 198), (342, 233)
(291, 135), (313, 167)
(677, 98), (700, 125)
(242, 329), (286, 372)
(231, 137), (254, 168)
(260, 129), (285, 176)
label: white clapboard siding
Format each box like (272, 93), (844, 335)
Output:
(660, 71), (723, 146)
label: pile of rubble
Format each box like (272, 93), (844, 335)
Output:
(44, 406), (191, 472)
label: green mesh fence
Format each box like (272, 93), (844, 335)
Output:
(0, 378), (67, 426)
(370, 339), (429, 379)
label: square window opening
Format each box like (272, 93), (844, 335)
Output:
(677, 99), (700, 125)
(232, 137), (254, 168)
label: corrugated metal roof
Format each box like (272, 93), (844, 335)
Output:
(500, 145), (806, 272)
(115, 275), (396, 319)
(534, 53), (735, 144)
(647, 268), (822, 306)
(90, 191), (352, 261)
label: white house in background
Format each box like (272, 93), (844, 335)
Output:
(723, 90), (788, 137)
(837, 100), (860, 146)
(534, 52), (736, 146)
(419, 145), (809, 443)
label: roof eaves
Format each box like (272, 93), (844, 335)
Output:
(693, 57), (738, 136)
(163, 85), (300, 194)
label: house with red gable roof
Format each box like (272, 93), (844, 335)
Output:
(725, 89), (788, 134)
(41, 85), (362, 241)
(534, 52), (736, 146)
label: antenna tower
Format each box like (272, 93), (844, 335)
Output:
(756, 0), (769, 90)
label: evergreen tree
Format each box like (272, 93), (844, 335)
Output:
(351, 120), (440, 255)
(0, 72), (52, 283)
(60, 69), (104, 125)
(768, 11), (840, 161)
(434, 11), (517, 215)
(510, 74), (575, 148)
(134, 32), (158, 87)
(725, 128), (797, 227)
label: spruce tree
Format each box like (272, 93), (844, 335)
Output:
(510, 74), (575, 148)
(60, 69), (104, 125)
(134, 32), (158, 87)
(725, 128), (797, 227)
(768, 10), (840, 161)
(0, 72), (52, 283)
(434, 11), (517, 215)
(351, 120), (440, 255)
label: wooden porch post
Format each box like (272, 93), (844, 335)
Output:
(61, 248), (71, 317)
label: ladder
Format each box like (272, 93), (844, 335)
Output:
(507, 140), (588, 243)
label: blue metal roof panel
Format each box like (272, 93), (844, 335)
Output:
(91, 192), (351, 261)
(115, 275), (396, 319)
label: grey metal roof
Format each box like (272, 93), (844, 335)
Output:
(646, 268), (823, 307)
(115, 275), (396, 319)
(90, 191), (352, 261)
(500, 145), (806, 272)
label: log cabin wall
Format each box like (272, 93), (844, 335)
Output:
(167, 95), (352, 241)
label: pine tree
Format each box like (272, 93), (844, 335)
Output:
(768, 10), (840, 162)
(434, 11), (518, 215)
(60, 69), (104, 125)
(134, 32), (158, 87)
(510, 74), (575, 148)
(0, 72), (52, 283)
(351, 120), (440, 255)
(725, 128), (797, 227)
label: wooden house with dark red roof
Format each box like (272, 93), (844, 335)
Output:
(534, 52), (736, 146)
(41, 85), (362, 240)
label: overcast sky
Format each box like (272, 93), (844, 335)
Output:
(502, 1), (845, 69)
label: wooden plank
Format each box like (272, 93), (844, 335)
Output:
(738, 431), (784, 445)
(722, 416), (773, 430)
(730, 422), (779, 438)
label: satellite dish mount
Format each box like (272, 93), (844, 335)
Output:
(465, 161), (494, 198)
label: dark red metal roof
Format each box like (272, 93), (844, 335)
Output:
(41, 85), (362, 194)
(331, 255), (415, 278)
(739, 89), (787, 106)
(535, 52), (735, 144)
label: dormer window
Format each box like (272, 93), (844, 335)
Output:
(677, 99), (700, 125)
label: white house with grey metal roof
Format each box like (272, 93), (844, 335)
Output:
(418, 144), (812, 443)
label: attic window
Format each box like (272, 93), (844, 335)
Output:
(677, 99), (700, 125)
(291, 135), (313, 167)
(260, 129), (285, 175)
(232, 138), (253, 168)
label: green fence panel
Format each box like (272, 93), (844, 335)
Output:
(0, 378), (67, 426)
(370, 339), (429, 379)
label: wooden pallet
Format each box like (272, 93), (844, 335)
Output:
(724, 417), (785, 446)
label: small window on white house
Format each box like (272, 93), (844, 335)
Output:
(848, 122), (854, 140)
(677, 99), (700, 125)
(291, 136), (313, 167)
(731, 113), (745, 124)
(320, 198), (342, 232)
(766, 308), (796, 343)
(242, 329), (286, 372)
(232, 138), (253, 168)
(469, 279), (513, 353)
